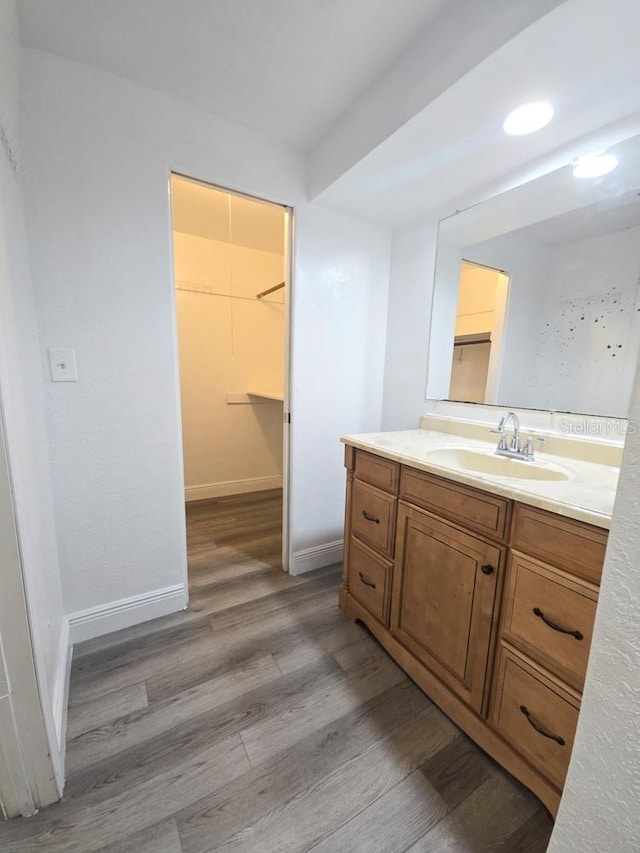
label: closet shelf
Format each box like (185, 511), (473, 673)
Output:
(247, 391), (285, 402)
(256, 281), (285, 299)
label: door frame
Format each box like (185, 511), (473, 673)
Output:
(281, 202), (295, 572)
(0, 397), (60, 818)
(168, 172), (294, 574)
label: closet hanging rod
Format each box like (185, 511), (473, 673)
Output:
(256, 281), (285, 299)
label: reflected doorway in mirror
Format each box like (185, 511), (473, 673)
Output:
(448, 261), (510, 404)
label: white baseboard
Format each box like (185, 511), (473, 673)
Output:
(51, 617), (71, 754)
(185, 475), (283, 502)
(68, 584), (187, 644)
(290, 540), (344, 576)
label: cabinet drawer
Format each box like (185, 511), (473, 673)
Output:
(512, 504), (607, 584)
(347, 537), (392, 626)
(354, 450), (399, 494)
(492, 643), (580, 791)
(503, 554), (597, 690)
(351, 480), (396, 556)
(401, 467), (510, 541)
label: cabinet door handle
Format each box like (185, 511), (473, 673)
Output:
(358, 572), (376, 589)
(362, 510), (380, 524)
(533, 607), (584, 640)
(480, 564), (494, 575)
(520, 705), (565, 746)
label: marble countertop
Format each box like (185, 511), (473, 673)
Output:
(341, 428), (620, 529)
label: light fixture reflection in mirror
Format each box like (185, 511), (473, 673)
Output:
(573, 152), (619, 179)
(427, 133), (640, 419)
(503, 102), (554, 136)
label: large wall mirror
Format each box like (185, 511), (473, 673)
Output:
(426, 133), (640, 418)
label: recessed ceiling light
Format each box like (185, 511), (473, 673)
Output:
(503, 102), (554, 136)
(572, 151), (619, 179)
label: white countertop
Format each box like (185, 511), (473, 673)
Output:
(341, 427), (620, 529)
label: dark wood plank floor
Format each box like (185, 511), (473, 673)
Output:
(0, 489), (553, 851)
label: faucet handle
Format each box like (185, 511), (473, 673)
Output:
(524, 435), (546, 459)
(490, 425), (507, 451)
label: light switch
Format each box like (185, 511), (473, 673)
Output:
(48, 348), (78, 382)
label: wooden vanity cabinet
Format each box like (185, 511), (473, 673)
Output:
(340, 445), (607, 818)
(391, 502), (503, 714)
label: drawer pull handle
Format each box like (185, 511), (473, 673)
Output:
(362, 510), (380, 524)
(533, 607), (584, 640)
(520, 705), (566, 746)
(480, 564), (494, 575)
(358, 572), (376, 589)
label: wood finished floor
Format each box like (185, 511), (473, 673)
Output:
(0, 489), (553, 852)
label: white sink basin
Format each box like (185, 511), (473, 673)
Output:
(424, 447), (570, 482)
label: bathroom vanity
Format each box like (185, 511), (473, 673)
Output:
(339, 418), (619, 816)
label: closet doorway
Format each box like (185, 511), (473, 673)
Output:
(170, 175), (291, 598)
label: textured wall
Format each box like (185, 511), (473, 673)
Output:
(290, 203), (391, 555)
(20, 49), (305, 616)
(533, 226), (640, 417)
(548, 362), (640, 850)
(382, 217), (438, 429)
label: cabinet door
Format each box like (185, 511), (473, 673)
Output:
(391, 502), (503, 713)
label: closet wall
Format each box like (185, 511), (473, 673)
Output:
(172, 177), (286, 501)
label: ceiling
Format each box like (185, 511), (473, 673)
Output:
(16, 0), (640, 230)
(314, 0), (640, 225)
(520, 191), (640, 247)
(171, 176), (285, 254)
(16, 0), (450, 150)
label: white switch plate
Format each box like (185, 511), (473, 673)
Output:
(48, 348), (78, 382)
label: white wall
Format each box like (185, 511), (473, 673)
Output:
(173, 229), (285, 498)
(20, 49), (305, 631)
(382, 217), (438, 430)
(290, 204), (391, 572)
(21, 49), (390, 632)
(425, 241), (462, 400)
(0, 3), (66, 801)
(548, 360), (640, 851)
(532, 226), (640, 417)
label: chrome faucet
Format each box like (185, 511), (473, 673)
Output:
(490, 412), (546, 461)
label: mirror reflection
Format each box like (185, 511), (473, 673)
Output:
(428, 133), (640, 418)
